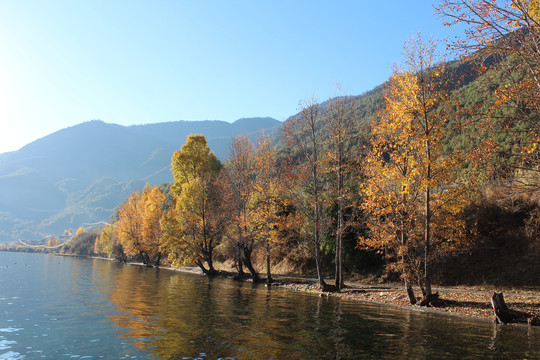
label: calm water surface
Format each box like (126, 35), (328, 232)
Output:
(0, 252), (538, 359)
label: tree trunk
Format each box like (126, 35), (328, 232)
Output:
(335, 146), (344, 291)
(140, 251), (152, 267)
(201, 245), (216, 276)
(491, 292), (538, 325)
(236, 243), (244, 275)
(139, 250), (145, 265)
(400, 214), (416, 304)
(335, 182), (344, 290)
(424, 188), (432, 297)
(314, 235), (326, 290)
(266, 240), (272, 285)
(424, 132), (432, 297)
(313, 184), (326, 290)
(195, 259), (209, 275)
(335, 232), (342, 290)
(404, 277), (417, 305)
(206, 256), (216, 276)
(242, 247), (259, 282)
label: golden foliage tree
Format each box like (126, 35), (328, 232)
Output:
(116, 185), (167, 266)
(95, 223), (125, 261)
(360, 34), (471, 303)
(247, 136), (302, 284)
(117, 190), (145, 262)
(162, 135), (226, 275)
(47, 236), (59, 248)
(140, 184), (167, 266)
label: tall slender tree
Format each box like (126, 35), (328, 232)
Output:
(224, 135), (259, 281)
(282, 98), (328, 290)
(325, 88), (357, 291)
(140, 184), (167, 267)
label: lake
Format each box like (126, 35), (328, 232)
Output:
(0, 252), (538, 359)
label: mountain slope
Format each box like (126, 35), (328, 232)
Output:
(0, 117), (280, 242)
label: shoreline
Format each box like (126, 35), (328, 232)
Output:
(7, 251), (539, 326)
(137, 261), (540, 327)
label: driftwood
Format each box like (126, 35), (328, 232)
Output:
(491, 292), (539, 326)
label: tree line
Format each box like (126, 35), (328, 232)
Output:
(91, 0), (539, 303)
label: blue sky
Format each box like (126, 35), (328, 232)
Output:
(0, 1), (461, 153)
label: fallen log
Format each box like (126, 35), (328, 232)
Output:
(491, 292), (539, 326)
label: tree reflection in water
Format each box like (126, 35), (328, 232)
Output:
(102, 264), (540, 360)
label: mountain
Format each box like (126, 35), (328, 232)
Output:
(0, 117), (280, 242)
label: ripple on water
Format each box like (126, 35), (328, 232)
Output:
(0, 339), (17, 351)
(0, 331), (23, 360)
(0, 351), (24, 360)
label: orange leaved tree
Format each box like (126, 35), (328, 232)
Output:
(116, 184), (167, 267)
(361, 34), (471, 303)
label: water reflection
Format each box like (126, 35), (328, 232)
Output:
(1, 252), (539, 360)
(101, 264), (540, 360)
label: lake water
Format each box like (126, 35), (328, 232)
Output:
(0, 252), (538, 359)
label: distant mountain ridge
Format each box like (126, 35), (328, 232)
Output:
(0, 117), (281, 242)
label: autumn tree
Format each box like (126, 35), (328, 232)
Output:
(116, 191), (144, 262)
(247, 136), (302, 284)
(162, 134), (226, 275)
(96, 223), (126, 262)
(360, 35), (470, 303)
(224, 135), (259, 281)
(47, 236), (59, 248)
(116, 185), (166, 267)
(282, 98), (328, 290)
(324, 88), (359, 291)
(438, 0), (540, 184)
(140, 184), (167, 266)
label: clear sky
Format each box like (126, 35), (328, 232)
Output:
(0, 1), (461, 154)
